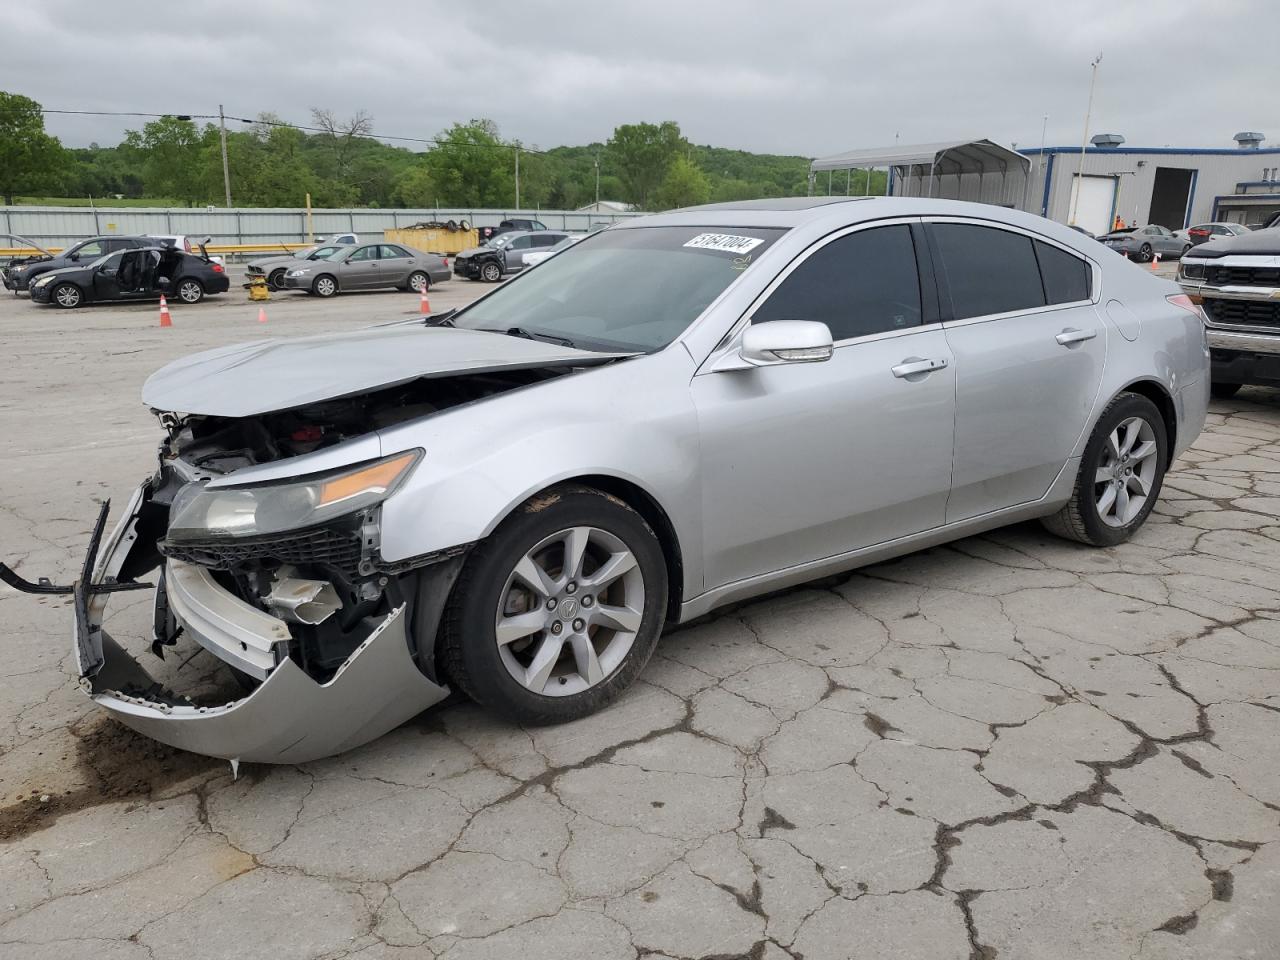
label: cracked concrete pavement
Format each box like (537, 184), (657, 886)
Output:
(2, 275), (1280, 959)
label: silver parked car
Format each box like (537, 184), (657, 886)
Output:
(1097, 224), (1190, 261)
(5, 197), (1208, 765)
(246, 243), (346, 289)
(282, 242), (450, 296)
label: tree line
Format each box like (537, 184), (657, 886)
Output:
(0, 91), (884, 211)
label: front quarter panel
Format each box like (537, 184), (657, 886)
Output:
(376, 348), (703, 600)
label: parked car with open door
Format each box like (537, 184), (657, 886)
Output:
(28, 245), (230, 308)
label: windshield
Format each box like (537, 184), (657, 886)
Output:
(454, 225), (786, 353)
(296, 245), (338, 259)
(488, 235), (513, 250)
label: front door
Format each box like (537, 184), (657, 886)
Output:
(692, 221), (956, 591)
(927, 220), (1107, 522)
(340, 244), (383, 289)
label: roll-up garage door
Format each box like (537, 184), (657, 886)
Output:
(1069, 175), (1117, 235)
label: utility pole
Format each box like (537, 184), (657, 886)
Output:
(594, 151), (601, 207)
(1035, 114), (1048, 215)
(514, 146), (520, 209)
(218, 104), (232, 208)
(1068, 54), (1102, 226)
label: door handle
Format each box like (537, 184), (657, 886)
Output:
(891, 357), (948, 379)
(1055, 328), (1097, 346)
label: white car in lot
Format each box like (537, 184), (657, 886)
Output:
(522, 234), (582, 269)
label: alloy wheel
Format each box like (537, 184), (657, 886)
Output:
(1094, 415), (1159, 527)
(494, 525), (644, 697)
(54, 285), (81, 308)
(315, 277), (336, 297)
(179, 281), (202, 303)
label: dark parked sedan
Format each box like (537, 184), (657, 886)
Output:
(29, 246), (230, 308)
(4, 235), (157, 292)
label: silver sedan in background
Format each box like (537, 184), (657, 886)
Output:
(19, 196), (1208, 766)
(246, 243), (346, 289)
(282, 242), (450, 296)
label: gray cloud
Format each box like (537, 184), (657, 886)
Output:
(5, 0), (1273, 156)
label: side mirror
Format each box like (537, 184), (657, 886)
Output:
(712, 320), (834, 372)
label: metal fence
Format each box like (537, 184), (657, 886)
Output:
(0, 206), (647, 249)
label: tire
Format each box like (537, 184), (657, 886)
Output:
(1137, 243), (1153, 263)
(267, 268), (287, 290)
(480, 261), (502, 283)
(176, 279), (204, 304)
(440, 484), (668, 726)
(1041, 392), (1168, 547)
(1180, 243), (1192, 258)
(312, 274), (338, 297)
(408, 271), (430, 293)
(52, 283), (83, 309)
(1211, 381), (1243, 400)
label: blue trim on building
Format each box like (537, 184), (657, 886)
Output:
(1040, 152), (1054, 217)
(1184, 169), (1198, 229)
(1021, 146), (1280, 157)
(1213, 192), (1280, 218)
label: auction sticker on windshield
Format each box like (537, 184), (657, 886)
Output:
(683, 233), (765, 255)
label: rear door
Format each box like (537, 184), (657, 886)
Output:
(692, 220), (956, 589)
(929, 220), (1105, 522)
(378, 244), (414, 286)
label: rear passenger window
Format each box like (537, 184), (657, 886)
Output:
(753, 225), (922, 340)
(1035, 241), (1091, 304)
(932, 223), (1045, 319)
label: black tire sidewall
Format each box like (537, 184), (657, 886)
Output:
(268, 268), (286, 289)
(1077, 394), (1168, 546)
(482, 262), (501, 282)
(1139, 243), (1153, 262)
(445, 488), (668, 725)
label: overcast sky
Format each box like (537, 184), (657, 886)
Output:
(5, 0), (1276, 157)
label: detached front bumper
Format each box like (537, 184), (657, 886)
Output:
(65, 486), (451, 764)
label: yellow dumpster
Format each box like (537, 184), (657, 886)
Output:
(384, 226), (479, 256)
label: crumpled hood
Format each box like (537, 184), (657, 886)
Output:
(455, 246), (490, 259)
(142, 323), (623, 417)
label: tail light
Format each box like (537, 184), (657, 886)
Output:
(211, 263), (225, 274)
(443, 258), (449, 267)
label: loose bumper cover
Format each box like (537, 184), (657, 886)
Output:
(62, 485), (450, 764)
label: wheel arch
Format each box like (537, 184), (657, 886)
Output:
(1115, 378), (1177, 455)
(312, 272), (339, 293)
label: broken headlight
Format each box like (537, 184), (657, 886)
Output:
(166, 450), (421, 540)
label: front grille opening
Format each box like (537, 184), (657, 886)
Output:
(1205, 298), (1280, 329)
(1207, 266), (1280, 287)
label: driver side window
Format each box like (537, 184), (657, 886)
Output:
(74, 241), (104, 259)
(348, 246), (379, 262)
(753, 225), (923, 341)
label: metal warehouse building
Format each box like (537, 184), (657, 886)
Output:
(811, 133), (1280, 236)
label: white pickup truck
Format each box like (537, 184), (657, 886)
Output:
(1178, 211), (1280, 397)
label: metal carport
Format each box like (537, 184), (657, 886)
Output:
(809, 139), (1032, 210)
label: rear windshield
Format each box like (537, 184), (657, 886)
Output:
(454, 225), (787, 352)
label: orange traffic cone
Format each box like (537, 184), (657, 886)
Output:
(158, 294), (172, 328)
(419, 289), (431, 314)
(257, 306), (268, 324)
(1150, 252), (1160, 271)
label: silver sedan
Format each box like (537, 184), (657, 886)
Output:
(282, 242), (450, 296)
(17, 197), (1208, 765)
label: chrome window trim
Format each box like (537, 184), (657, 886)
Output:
(697, 217), (933, 371)
(922, 216), (1102, 330)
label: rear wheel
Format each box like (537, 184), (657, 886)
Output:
(52, 283), (82, 308)
(1137, 243), (1153, 263)
(267, 268), (287, 290)
(408, 271), (430, 292)
(176, 279), (204, 304)
(1041, 392), (1167, 547)
(313, 274), (338, 297)
(441, 485), (668, 725)
(1211, 381), (1243, 400)
(481, 261), (502, 283)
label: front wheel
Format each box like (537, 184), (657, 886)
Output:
(480, 261), (502, 283)
(1181, 243), (1192, 258)
(312, 275), (338, 297)
(52, 283), (83, 308)
(267, 268), (287, 290)
(440, 485), (668, 725)
(1211, 381), (1243, 400)
(1041, 392), (1168, 546)
(176, 279), (204, 304)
